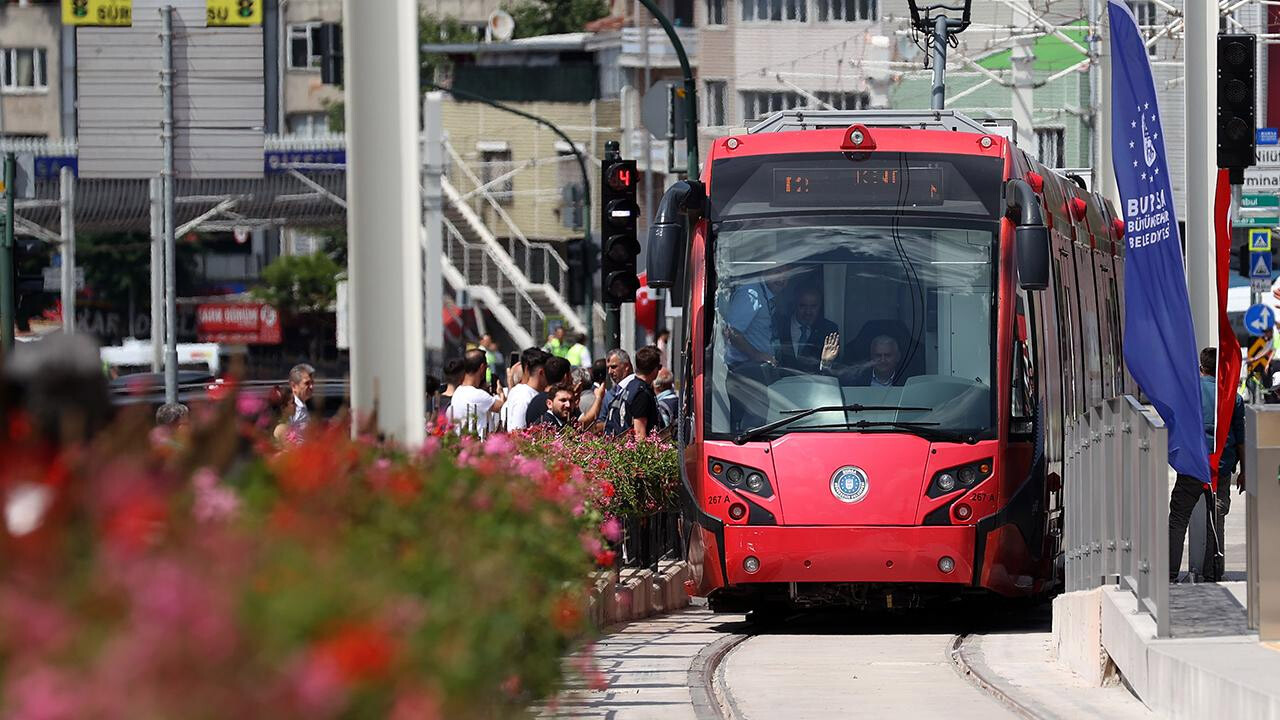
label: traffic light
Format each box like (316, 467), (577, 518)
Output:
(565, 237), (589, 306)
(1217, 33), (1256, 171)
(600, 158), (640, 305)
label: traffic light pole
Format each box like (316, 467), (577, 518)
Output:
(1, 154), (13, 353)
(425, 82), (595, 353)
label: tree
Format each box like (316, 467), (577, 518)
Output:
(505, 0), (608, 38)
(252, 253), (340, 316)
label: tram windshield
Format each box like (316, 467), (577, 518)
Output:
(706, 215), (997, 442)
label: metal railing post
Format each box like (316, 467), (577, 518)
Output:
(1245, 405), (1280, 641)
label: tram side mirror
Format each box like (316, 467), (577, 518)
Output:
(648, 180), (705, 289)
(1015, 226), (1050, 291)
(1005, 178), (1049, 291)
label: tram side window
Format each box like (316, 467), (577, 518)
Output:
(1108, 277), (1125, 394)
(1011, 292), (1036, 436)
(1052, 256), (1077, 420)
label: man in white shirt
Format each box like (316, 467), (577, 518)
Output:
(502, 348), (549, 431)
(288, 363), (315, 433)
(447, 348), (506, 436)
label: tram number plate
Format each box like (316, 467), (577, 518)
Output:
(706, 494), (733, 505)
(968, 492), (991, 503)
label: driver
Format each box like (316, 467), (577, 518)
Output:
(818, 333), (909, 387)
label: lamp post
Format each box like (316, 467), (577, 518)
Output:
(425, 82), (596, 352)
(633, 0), (699, 179)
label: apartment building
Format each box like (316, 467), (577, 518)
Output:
(0, 1), (69, 140)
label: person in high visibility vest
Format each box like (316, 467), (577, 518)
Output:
(543, 326), (570, 359)
(565, 331), (591, 368)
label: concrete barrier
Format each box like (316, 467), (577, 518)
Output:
(587, 561), (692, 627)
(1051, 588), (1111, 686)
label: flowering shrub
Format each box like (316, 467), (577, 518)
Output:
(0, 399), (601, 719)
(505, 426), (681, 518)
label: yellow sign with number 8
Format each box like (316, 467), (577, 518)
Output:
(62, 0), (132, 26)
(207, 0), (261, 26)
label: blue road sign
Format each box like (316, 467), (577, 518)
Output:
(1259, 128), (1280, 146)
(1250, 228), (1273, 252)
(1246, 304), (1275, 336)
(1251, 250), (1273, 279)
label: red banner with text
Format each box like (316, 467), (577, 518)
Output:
(196, 303), (282, 345)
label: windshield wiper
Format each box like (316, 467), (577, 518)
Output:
(847, 420), (978, 445)
(733, 404), (931, 445)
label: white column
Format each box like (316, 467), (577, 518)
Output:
(59, 166), (75, 334)
(1011, 35), (1036, 153)
(343, 0), (425, 446)
(1184, 0), (1217, 348)
(1096, 7), (1121, 210)
(422, 92), (445, 357)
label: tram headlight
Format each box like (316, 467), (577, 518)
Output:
(938, 556), (956, 574)
(746, 472), (765, 493)
(927, 459), (994, 499)
(743, 556), (761, 574)
(707, 459), (773, 498)
(726, 466), (744, 487)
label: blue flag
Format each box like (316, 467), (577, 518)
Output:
(1109, 0), (1210, 484)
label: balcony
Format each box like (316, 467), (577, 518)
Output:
(619, 25), (698, 68)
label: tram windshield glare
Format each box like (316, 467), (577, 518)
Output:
(706, 216), (998, 441)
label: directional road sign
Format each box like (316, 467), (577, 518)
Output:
(1241, 216), (1279, 227)
(1246, 304), (1275, 336)
(1252, 251), (1273, 279)
(1250, 228), (1273, 252)
(1242, 194), (1280, 208)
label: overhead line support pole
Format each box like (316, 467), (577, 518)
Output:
(1, 154), (13, 353)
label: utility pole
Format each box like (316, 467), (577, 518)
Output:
(634, 0), (698, 178)
(1185, 0), (1217, 349)
(59, 166), (76, 334)
(345, 0), (426, 446)
(160, 5), (179, 403)
(422, 91), (445, 369)
(149, 177), (164, 371)
(1, 154), (13, 352)
(604, 141), (622, 352)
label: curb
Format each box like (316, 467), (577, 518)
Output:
(949, 634), (1054, 720)
(689, 631), (750, 720)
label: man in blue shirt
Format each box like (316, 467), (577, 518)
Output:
(1169, 347), (1245, 583)
(722, 269), (788, 431)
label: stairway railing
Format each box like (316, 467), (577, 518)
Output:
(439, 215), (542, 348)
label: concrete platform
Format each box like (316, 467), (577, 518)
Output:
(1101, 583), (1280, 720)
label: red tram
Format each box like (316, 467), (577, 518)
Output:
(647, 110), (1128, 613)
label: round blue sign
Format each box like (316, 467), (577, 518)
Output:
(830, 466), (870, 504)
(1245, 303), (1274, 337)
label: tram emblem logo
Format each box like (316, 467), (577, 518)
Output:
(830, 466), (869, 504)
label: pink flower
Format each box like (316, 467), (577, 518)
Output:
(580, 533), (603, 556)
(600, 517), (622, 543)
(418, 436), (441, 458)
(291, 654), (348, 717)
(236, 393), (266, 418)
(192, 467), (240, 523)
(483, 433), (515, 456)
(5, 667), (82, 720)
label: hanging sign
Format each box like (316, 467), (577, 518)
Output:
(62, 0), (132, 26)
(206, 0), (262, 26)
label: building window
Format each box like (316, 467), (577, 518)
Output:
(288, 23), (323, 70)
(705, 80), (727, 126)
(742, 0), (806, 23)
(479, 148), (515, 204)
(1036, 128), (1066, 168)
(1, 48), (48, 93)
(814, 90), (869, 110)
(287, 112), (330, 137)
(706, 0), (725, 25)
(740, 90), (804, 121)
(1125, 1), (1157, 56)
(816, 0), (876, 21)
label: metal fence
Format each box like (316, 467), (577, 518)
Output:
(1064, 395), (1170, 637)
(619, 511), (681, 571)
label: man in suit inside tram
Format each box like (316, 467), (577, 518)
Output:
(774, 286), (840, 374)
(817, 333), (911, 387)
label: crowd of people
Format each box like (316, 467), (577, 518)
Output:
(431, 340), (677, 440)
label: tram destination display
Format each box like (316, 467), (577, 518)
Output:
(771, 166), (945, 207)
